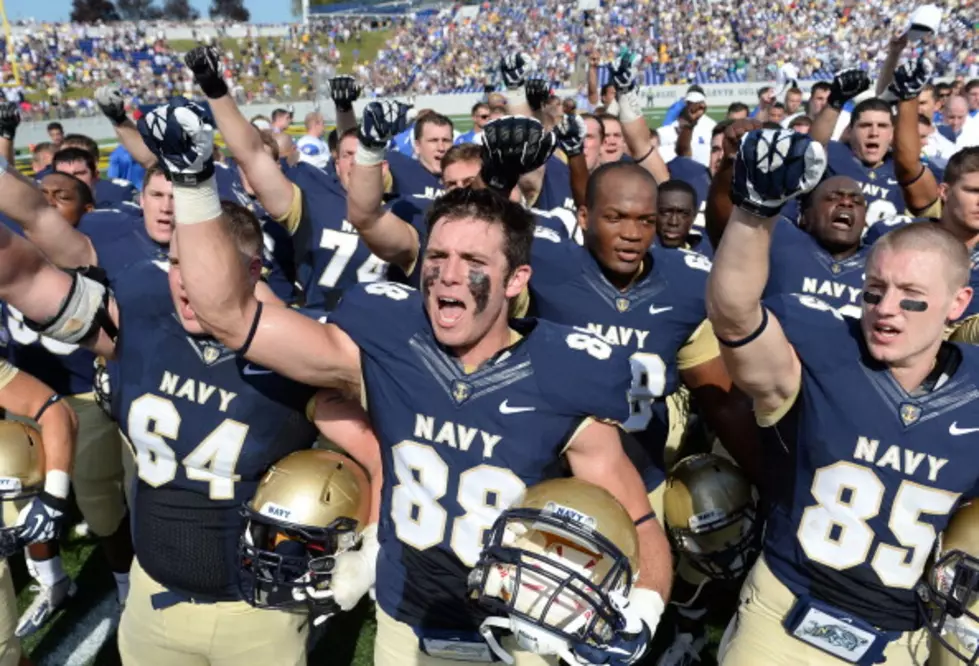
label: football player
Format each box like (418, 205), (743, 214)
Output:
(0, 362), (76, 666)
(2, 171), (134, 638)
(55, 133), (139, 207)
(709, 126), (979, 665)
(606, 54), (670, 182)
(158, 99), (674, 665)
(180, 49), (384, 310)
(656, 180), (712, 256)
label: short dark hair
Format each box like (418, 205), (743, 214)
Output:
(61, 134), (100, 160)
(441, 143), (482, 171)
(772, 102), (786, 111)
(47, 122), (63, 133)
(32, 141), (54, 158)
(944, 146), (979, 186)
(786, 87), (803, 98)
(42, 171), (94, 208)
(727, 102), (749, 116)
(810, 81), (832, 95)
(757, 86), (773, 98)
(52, 147), (97, 175)
(414, 113), (453, 142)
(658, 179), (697, 203)
(596, 113), (622, 133)
(601, 83), (616, 97)
(585, 161), (657, 210)
(713, 119), (734, 137)
(687, 84), (705, 95)
(850, 98), (893, 126)
(271, 108), (292, 122)
(327, 129), (339, 153)
(936, 82), (953, 95)
(964, 79), (979, 94)
(762, 121), (783, 130)
(918, 113), (933, 127)
(425, 187), (534, 275)
(142, 164), (168, 191)
(258, 130), (280, 162)
(219, 201), (263, 258)
(471, 102), (489, 116)
(789, 115), (813, 130)
(339, 127), (358, 144)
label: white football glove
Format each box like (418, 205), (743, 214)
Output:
(731, 128), (827, 218)
(328, 522), (379, 611)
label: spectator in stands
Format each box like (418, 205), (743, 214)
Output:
(598, 113), (626, 164)
(31, 142), (55, 176)
(964, 80), (979, 118)
(807, 82), (832, 118)
(271, 108), (293, 134)
(296, 111), (329, 170)
(727, 102), (750, 120)
(108, 143), (145, 188)
(940, 96), (970, 144)
(784, 87), (804, 116)
(455, 103), (490, 145)
(935, 82), (953, 123)
(47, 122), (63, 147)
(789, 115), (813, 134)
(768, 102), (786, 125)
(919, 113), (956, 169)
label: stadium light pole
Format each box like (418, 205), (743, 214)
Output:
(303, 0), (310, 25)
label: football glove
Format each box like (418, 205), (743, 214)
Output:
(480, 115), (556, 193)
(570, 590), (655, 666)
(555, 113), (587, 158)
(731, 128), (826, 218)
(525, 78), (550, 112)
(330, 75), (361, 113)
(137, 97), (216, 185)
(358, 100), (412, 151)
(0, 102), (19, 141)
(328, 523), (379, 612)
(500, 52), (531, 90)
(16, 492), (67, 546)
(95, 85), (128, 125)
(887, 56), (933, 102)
(609, 52), (640, 94)
(828, 68), (871, 110)
(185, 45), (229, 99)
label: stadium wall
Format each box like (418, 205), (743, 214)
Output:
(13, 80), (806, 145)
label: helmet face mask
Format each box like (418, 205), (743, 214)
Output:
(235, 450), (368, 615)
(668, 503), (762, 580)
(468, 478), (640, 662)
(919, 549), (979, 665)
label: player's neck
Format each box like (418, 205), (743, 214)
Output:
(455, 319), (516, 371)
(820, 239), (860, 261)
(888, 342), (943, 393)
(600, 259), (647, 292)
(939, 215), (979, 251)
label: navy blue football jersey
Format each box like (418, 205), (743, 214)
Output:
(329, 282), (632, 630)
(214, 164), (297, 304)
(763, 218), (868, 319)
(284, 164), (387, 310)
(535, 156), (575, 214)
(113, 259), (317, 600)
(761, 293), (979, 630)
(527, 237), (714, 477)
(386, 150), (441, 199)
(94, 178), (138, 208)
(825, 142), (907, 227)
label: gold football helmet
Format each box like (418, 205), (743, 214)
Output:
(0, 421), (45, 558)
(918, 501), (979, 665)
(469, 478), (639, 663)
(663, 454), (761, 580)
(238, 450), (369, 613)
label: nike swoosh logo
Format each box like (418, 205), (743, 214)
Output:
(648, 306), (674, 315)
(886, 179), (899, 185)
(499, 400), (535, 415)
(243, 364), (274, 376)
(949, 422), (979, 436)
(151, 260), (170, 273)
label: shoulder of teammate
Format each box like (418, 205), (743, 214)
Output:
(862, 215), (917, 246)
(826, 139), (854, 167)
(79, 207), (143, 253)
(329, 282), (424, 355)
(527, 216), (579, 279)
(528, 319), (632, 424)
(653, 244), (712, 290)
(531, 207), (574, 243)
(763, 292), (860, 368)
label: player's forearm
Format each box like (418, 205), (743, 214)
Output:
(698, 389), (764, 488)
(568, 153), (588, 208)
(894, 98), (939, 211)
(587, 65), (598, 106)
(347, 163), (385, 229)
(210, 95), (266, 163)
(0, 227), (77, 326)
(706, 207), (775, 341)
(37, 400), (76, 476)
(336, 107), (357, 135)
(675, 124), (693, 158)
(634, 520), (672, 600)
(875, 42), (903, 96)
(347, 164), (418, 269)
(809, 106), (839, 147)
(0, 137), (13, 165)
(115, 119), (159, 168)
(172, 180), (257, 350)
(705, 157), (735, 250)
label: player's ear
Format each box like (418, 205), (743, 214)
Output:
(504, 264), (532, 299)
(948, 286), (974, 323)
(938, 182), (949, 204)
(577, 205), (590, 234)
(247, 255), (263, 283)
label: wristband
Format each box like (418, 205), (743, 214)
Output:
(173, 176), (223, 225)
(32, 393), (64, 423)
(717, 307), (769, 348)
(355, 143), (387, 167)
(44, 470), (71, 500)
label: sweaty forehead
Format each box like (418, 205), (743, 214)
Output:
(658, 189), (694, 209)
(428, 216), (504, 256)
(814, 175), (862, 200)
(867, 246), (946, 289)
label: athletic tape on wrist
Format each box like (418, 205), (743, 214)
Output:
(173, 175), (222, 225)
(618, 89), (644, 124)
(355, 144), (387, 167)
(44, 470), (71, 500)
(30, 271), (108, 344)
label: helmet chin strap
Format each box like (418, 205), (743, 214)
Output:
(478, 616), (582, 666)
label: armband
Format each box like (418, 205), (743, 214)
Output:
(236, 302), (264, 356)
(32, 393), (64, 423)
(716, 307), (769, 348)
(898, 164), (926, 188)
(24, 267), (117, 344)
(633, 511), (657, 528)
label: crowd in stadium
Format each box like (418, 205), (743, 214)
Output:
(1, 0), (978, 116)
(0, 2), (978, 666)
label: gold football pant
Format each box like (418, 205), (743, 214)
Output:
(718, 556), (929, 666)
(373, 607), (559, 666)
(0, 561), (18, 666)
(118, 558), (307, 666)
(66, 393), (127, 536)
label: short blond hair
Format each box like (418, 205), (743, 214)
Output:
(868, 222), (970, 290)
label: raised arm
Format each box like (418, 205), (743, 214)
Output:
(810, 69), (871, 147)
(611, 55), (669, 183)
(554, 114), (589, 208)
(0, 103), (19, 165)
(185, 46), (297, 221)
(95, 86), (159, 169)
(707, 129), (826, 415)
(705, 119), (762, 249)
(0, 164), (96, 268)
(346, 101), (421, 273)
(330, 75), (361, 136)
(888, 56), (940, 213)
(140, 100), (362, 389)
